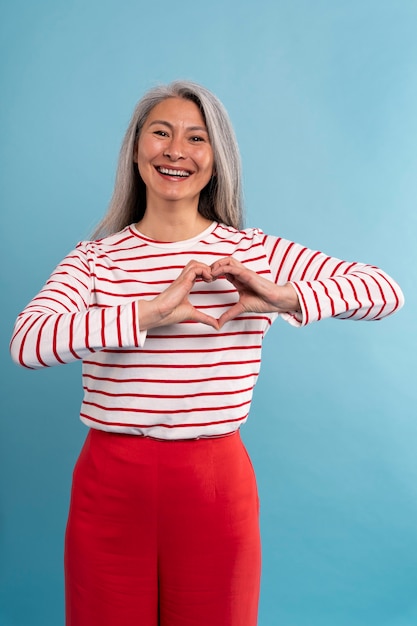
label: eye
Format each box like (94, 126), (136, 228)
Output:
(190, 135), (205, 142)
(153, 130), (169, 137)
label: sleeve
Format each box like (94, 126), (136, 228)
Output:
(10, 242), (147, 369)
(261, 234), (405, 327)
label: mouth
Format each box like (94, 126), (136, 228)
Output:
(156, 166), (191, 178)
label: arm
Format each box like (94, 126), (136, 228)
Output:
(9, 244), (143, 369)
(209, 234), (404, 329)
(10, 247), (219, 370)
(262, 235), (404, 326)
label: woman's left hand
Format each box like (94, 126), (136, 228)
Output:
(210, 257), (301, 328)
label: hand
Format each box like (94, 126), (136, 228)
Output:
(138, 260), (219, 331)
(210, 256), (301, 328)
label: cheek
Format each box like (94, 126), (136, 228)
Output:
(136, 136), (159, 163)
(136, 145), (157, 179)
(199, 149), (214, 173)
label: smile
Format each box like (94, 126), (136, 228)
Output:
(156, 166), (191, 178)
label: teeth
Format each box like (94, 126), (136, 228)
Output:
(158, 167), (190, 177)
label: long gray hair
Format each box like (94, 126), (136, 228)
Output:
(92, 80), (244, 238)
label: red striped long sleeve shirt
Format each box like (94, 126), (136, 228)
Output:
(10, 222), (404, 439)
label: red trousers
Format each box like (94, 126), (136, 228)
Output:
(65, 429), (261, 625)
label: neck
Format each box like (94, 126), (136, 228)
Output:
(136, 203), (212, 242)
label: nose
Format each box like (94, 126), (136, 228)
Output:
(163, 135), (185, 161)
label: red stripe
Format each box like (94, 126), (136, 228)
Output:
(82, 359), (261, 369)
(35, 317), (49, 367)
(83, 372), (258, 384)
(356, 270), (396, 317)
(294, 285), (309, 325)
(68, 315), (79, 359)
(47, 276), (89, 302)
(146, 330), (264, 340)
(81, 412), (248, 429)
(274, 241), (295, 282)
(42, 288), (79, 309)
(90, 288), (240, 299)
(82, 398), (251, 414)
(10, 314), (32, 345)
(330, 260), (345, 277)
(373, 269), (400, 311)
(341, 277), (362, 319)
(57, 261), (89, 277)
(343, 262), (357, 274)
(23, 305), (58, 315)
(332, 279), (350, 312)
(300, 250), (321, 280)
(97, 250), (239, 265)
(30, 295), (72, 312)
(85, 311), (95, 352)
(132, 302), (138, 347)
(101, 344), (261, 355)
(363, 274), (386, 319)
(90, 274), (173, 286)
(311, 285), (322, 321)
(48, 268), (89, 283)
(116, 306), (122, 347)
(52, 317), (65, 364)
(320, 281), (335, 316)
(287, 247), (308, 281)
(18, 317), (44, 368)
(354, 276), (376, 320)
(313, 256), (332, 280)
(266, 236), (281, 271)
(106, 230), (140, 245)
(83, 385), (253, 399)
(101, 309), (106, 347)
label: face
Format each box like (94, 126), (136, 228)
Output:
(134, 97), (214, 209)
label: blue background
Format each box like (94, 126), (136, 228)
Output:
(1, 1), (416, 624)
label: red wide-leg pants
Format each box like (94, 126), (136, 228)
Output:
(65, 429), (261, 626)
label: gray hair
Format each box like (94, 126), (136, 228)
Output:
(93, 80), (244, 238)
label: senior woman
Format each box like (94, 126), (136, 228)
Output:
(10, 80), (404, 626)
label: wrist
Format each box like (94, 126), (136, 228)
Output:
(137, 299), (164, 331)
(279, 283), (301, 313)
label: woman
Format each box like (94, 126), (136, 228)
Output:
(10, 80), (404, 626)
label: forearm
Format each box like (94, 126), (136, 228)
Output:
(275, 282), (301, 314)
(10, 301), (143, 369)
(263, 235), (404, 327)
(137, 298), (171, 331)
(288, 266), (404, 326)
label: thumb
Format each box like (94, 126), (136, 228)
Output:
(190, 306), (220, 330)
(217, 302), (245, 329)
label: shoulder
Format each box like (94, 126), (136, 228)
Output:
(213, 223), (267, 246)
(74, 225), (138, 256)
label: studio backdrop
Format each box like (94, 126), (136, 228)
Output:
(1, 1), (416, 625)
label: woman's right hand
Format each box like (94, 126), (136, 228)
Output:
(137, 260), (219, 331)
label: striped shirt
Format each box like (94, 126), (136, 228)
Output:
(10, 222), (404, 439)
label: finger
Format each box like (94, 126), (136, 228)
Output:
(184, 261), (214, 283)
(223, 272), (246, 290)
(185, 268), (213, 286)
(190, 309), (220, 330)
(217, 302), (245, 328)
(210, 256), (243, 275)
(172, 265), (213, 299)
(217, 264), (274, 299)
(211, 261), (249, 282)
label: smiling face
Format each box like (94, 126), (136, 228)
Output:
(134, 97), (214, 212)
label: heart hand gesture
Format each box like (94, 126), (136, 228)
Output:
(137, 257), (301, 332)
(210, 256), (301, 328)
(138, 260), (220, 331)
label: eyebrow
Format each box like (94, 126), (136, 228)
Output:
(148, 120), (208, 132)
